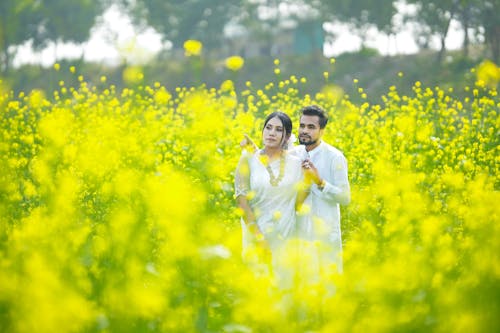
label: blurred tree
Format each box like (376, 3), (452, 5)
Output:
(318, 0), (396, 48)
(237, 0), (284, 57)
(281, 1), (325, 57)
(118, 0), (397, 58)
(0, 0), (105, 73)
(30, 0), (105, 60)
(406, 0), (499, 63)
(406, 0), (458, 63)
(478, 1), (500, 63)
(238, 0), (323, 57)
(0, 0), (40, 73)
(120, 0), (246, 54)
(446, 0), (499, 62)
(454, 0), (479, 58)
(235, 0), (389, 58)
(230, 0), (397, 57)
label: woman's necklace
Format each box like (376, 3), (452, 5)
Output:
(265, 151), (286, 186)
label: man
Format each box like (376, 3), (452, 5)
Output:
(296, 104), (350, 275)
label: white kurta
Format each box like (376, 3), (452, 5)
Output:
(292, 142), (351, 273)
(235, 149), (303, 254)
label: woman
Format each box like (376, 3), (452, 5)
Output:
(234, 111), (309, 276)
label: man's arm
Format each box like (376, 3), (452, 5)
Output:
(319, 153), (350, 205)
(303, 154), (351, 206)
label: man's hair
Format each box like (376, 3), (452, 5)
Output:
(300, 105), (328, 129)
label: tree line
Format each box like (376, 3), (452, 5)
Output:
(1, 0), (499, 73)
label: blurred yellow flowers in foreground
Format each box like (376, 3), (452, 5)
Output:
(0, 58), (498, 332)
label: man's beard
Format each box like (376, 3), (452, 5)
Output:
(299, 138), (318, 146)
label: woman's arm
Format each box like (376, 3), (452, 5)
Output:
(234, 152), (266, 241)
(236, 195), (264, 240)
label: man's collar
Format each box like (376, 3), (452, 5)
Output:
(307, 141), (323, 156)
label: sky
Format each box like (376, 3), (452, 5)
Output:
(13, 4), (464, 68)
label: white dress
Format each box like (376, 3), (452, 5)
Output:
(234, 149), (303, 261)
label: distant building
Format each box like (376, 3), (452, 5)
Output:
(224, 20), (324, 58)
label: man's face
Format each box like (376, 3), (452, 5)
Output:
(299, 115), (323, 147)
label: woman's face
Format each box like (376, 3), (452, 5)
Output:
(262, 116), (285, 149)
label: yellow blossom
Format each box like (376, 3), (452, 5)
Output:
(476, 60), (500, 88)
(225, 55), (245, 71)
(123, 66), (144, 85)
(183, 39), (202, 56)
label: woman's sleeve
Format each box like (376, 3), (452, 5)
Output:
(234, 150), (251, 198)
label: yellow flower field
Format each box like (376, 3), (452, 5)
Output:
(0, 61), (498, 332)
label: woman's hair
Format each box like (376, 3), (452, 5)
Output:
(262, 111), (292, 147)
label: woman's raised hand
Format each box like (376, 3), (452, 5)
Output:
(240, 134), (258, 152)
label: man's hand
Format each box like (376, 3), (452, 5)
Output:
(302, 159), (322, 185)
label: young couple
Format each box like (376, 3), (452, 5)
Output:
(234, 105), (351, 286)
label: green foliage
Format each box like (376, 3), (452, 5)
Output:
(0, 0), (40, 72)
(406, 0), (500, 62)
(120, 0), (246, 51)
(321, 0), (396, 33)
(0, 0), (105, 73)
(30, 0), (104, 50)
